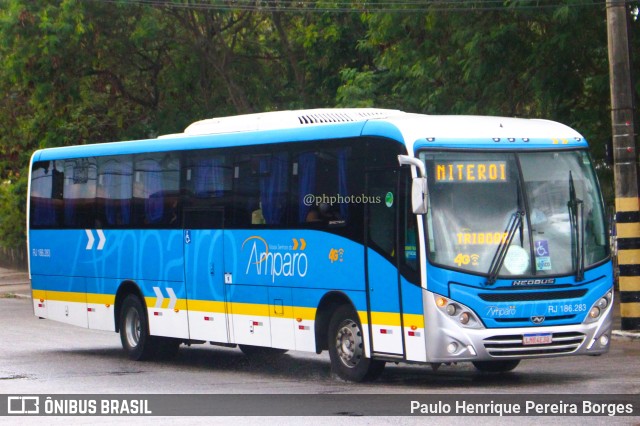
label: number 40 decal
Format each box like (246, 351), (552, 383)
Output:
(454, 253), (480, 267)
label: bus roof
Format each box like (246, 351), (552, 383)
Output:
(32, 109), (588, 162)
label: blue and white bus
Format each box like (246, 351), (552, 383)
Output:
(27, 108), (613, 381)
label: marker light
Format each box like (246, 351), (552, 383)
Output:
(596, 297), (609, 310)
(434, 295), (483, 329)
(584, 288), (613, 324)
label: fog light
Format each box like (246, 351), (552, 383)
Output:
(599, 334), (609, 346)
(446, 304), (457, 316)
(447, 342), (458, 354)
(596, 297), (608, 310)
(589, 307), (600, 319)
(459, 312), (470, 325)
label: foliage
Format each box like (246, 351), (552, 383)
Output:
(0, 0), (638, 248)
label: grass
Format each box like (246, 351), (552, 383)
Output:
(0, 293), (18, 299)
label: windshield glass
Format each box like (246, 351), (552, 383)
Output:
(420, 150), (608, 279)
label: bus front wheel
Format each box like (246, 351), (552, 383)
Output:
(119, 294), (156, 361)
(327, 305), (385, 382)
(472, 360), (520, 373)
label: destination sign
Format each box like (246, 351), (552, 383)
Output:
(435, 161), (507, 183)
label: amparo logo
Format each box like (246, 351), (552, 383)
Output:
(242, 236), (308, 282)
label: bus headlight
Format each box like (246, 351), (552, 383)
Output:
(435, 295), (484, 329)
(584, 288), (613, 324)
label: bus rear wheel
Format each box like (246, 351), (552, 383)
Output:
(472, 360), (520, 373)
(119, 294), (156, 361)
(328, 305), (385, 382)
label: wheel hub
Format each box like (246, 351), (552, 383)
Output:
(335, 320), (363, 368)
(125, 308), (141, 348)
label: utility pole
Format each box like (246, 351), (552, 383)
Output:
(607, 0), (639, 330)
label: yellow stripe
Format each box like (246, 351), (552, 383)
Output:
(187, 300), (226, 313)
(617, 249), (640, 265)
(30, 289), (421, 327)
(32, 289), (46, 300)
(403, 313), (425, 329)
(45, 290), (86, 303)
(369, 311), (402, 326)
(365, 312), (426, 328)
(86, 293), (116, 305)
(619, 276), (640, 292)
(616, 222), (640, 238)
(293, 306), (316, 321)
(229, 301), (270, 316)
(144, 297), (188, 311)
(616, 197), (639, 212)
(620, 302), (640, 317)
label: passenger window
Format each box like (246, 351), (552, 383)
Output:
(297, 148), (350, 226)
(234, 152), (290, 227)
(96, 156), (133, 227)
(133, 153), (180, 227)
(63, 158), (97, 228)
(185, 153), (232, 199)
(30, 161), (64, 228)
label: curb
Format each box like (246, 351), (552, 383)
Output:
(612, 330), (640, 340)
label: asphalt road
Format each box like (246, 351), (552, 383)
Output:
(0, 268), (639, 425)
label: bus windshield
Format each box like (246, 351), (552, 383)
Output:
(420, 150), (608, 280)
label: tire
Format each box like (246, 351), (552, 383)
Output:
(472, 360), (520, 373)
(119, 294), (156, 361)
(239, 345), (288, 357)
(328, 305), (385, 382)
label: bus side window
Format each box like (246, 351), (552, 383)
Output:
(133, 153), (180, 228)
(234, 152), (290, 227)
(184, 151), (233, 228)
(297, 148), (349, 226)
(30, 160), (64, 228)
(96, 156), (133, 228)
(400, 170), (420, 283)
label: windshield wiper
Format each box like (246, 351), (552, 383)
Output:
(568, 171), (585, 282)
(486, 211), (524, 285)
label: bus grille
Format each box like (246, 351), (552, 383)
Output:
(479, 289), (587, 302)
(483, 332), (585, 357)
(493, 315), (575, 323)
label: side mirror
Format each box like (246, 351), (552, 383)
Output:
(398, 154), (429, 215)
(411, 177), (428, 214)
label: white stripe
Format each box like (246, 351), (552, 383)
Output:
(153, 287), (164, 308)
(166, 288), (177, 310)
(96, 229), (106, 250)
(85, 229), (95, 250)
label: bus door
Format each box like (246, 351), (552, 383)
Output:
(183, 207), (230, 343)
(365, 168), (405, 358)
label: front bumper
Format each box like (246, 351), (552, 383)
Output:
(424, 291), (613, 363)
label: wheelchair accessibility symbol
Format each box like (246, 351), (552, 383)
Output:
(535, 240), (549, 257)
(534, 240), (552, 271)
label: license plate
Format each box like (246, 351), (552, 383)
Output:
(523, 333), (553, 345)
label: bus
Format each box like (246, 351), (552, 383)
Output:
(27, 108), (613, 382)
